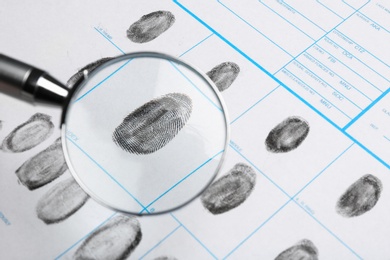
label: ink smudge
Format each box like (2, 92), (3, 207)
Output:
(265, 116), (309, 153)
(154, 257), (178, 260)
(206, 62), (240, 92)
(74, 214), (142, 260)
(0, 120), (2, 130)
(0, 113), (54, 153)
(201, 163), (256, 214)
(113, 93), (192, 154)
(36, 178), (89, 224)
(15, 138), (67, 190)
(127, 11), (175, 43)
(336, 174), (382, 218)
(275, 239), (318, 260)
(67, 57), (113, 88)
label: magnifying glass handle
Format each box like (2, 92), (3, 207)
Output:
(0, 54), (69, 106)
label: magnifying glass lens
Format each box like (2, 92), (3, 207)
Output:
(62, 54), (229, 215)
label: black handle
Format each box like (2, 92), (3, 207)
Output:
(0, 54), (68, 106)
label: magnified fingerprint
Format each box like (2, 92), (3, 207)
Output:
(74, 215), (142, 260)
(0, 120), (2, 130)
(1, 113), (54, 153)
(36, 178), (89, 224)
(336, 174), (382, 218)
(113, 93), (192, 155)
(67, 57), (113, 88)
(201, 163), (256, 214)
(127, 11), (175, 43)
(154, 257), (178, 260)
(265, 116), (309, 153)
(275, 239), (318, 260)
(15, 138), (67, 190)
(206, 62), (240, 92)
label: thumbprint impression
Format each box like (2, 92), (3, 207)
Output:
(206, 62), (240, 92)
(15, 138), (67, 190)
(265, 116), (309, 153)
(1, 113), (54, 153)
(74, 215), (142, 260)
(113, 93), (192, 154)
(127, 11), (175, 43)
(36, 178), (89, 224)
(336, 174), (382, 218)
(201, 163), (256, 214)
(275, 239), (318, 260)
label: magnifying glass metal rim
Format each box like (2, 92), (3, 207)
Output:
(60, 51), (231, 215)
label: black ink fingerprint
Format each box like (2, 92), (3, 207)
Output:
(127, 11), (175, 43)
(201, 163), (256, 214)
(36, 178), (89, 224)
(154, 257), (178, 260)
(0, 113), (54, 153)
(336, 174), (382, 218)
(113, 93), (192, 155)
(206, 62), (240, 92)
(275, 239), (318, 260)
(15, 138), (67, 190)
(74, 215), (142, 260)
(67, 57), (113, 88)
(265, 116), (309, 153)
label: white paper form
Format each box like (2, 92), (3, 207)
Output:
(1, 0), (390, 259)
(177, 0), (390, 167)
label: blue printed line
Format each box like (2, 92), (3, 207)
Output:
(384, 135), (390, 142)
(289, 144), (362, 260)
(321, 37), (389, 89)
(292, 143), (354, 197)
(341, 0), (358, 10)
(284, 67), (353, 119)
(66, 137), (148, 213)
(229, 143), (292, 198)
(217, 0), (294, 57)
(278, 67), (353, 127)
(230, 85), (279, 124)
(324, 36), (390, 84)
(343, 87), (390, 130)
(310, 44), (374, 101)
(274, 1), (370, 76)
(344, 130), (390, 169)
(355, 6), (390, 34)
(94, 27), (125, 54)
(223, 199), (293, 259)
(144, 150), (224, 210)
(55, 212), (118, 259)
(333, 29), (390, 68)
(299, 52), (364, 110)
(75, 59), (132, 102)
(258, 0), (317, 41)
(223, 143), (354, 259)
(168, 61), (222, 112)
(293, 200), (363, 259)
(316, 0), (345, 19)
(281, 0), (327, 32)
(174, 0), (389, 174)
(170, 213), (218, 259)
(179, 33), (214, 57)
(175, 0), (342, 128)
(139, 224), (182, 259)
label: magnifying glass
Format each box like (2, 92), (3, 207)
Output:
(0, 52), (229, 215)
